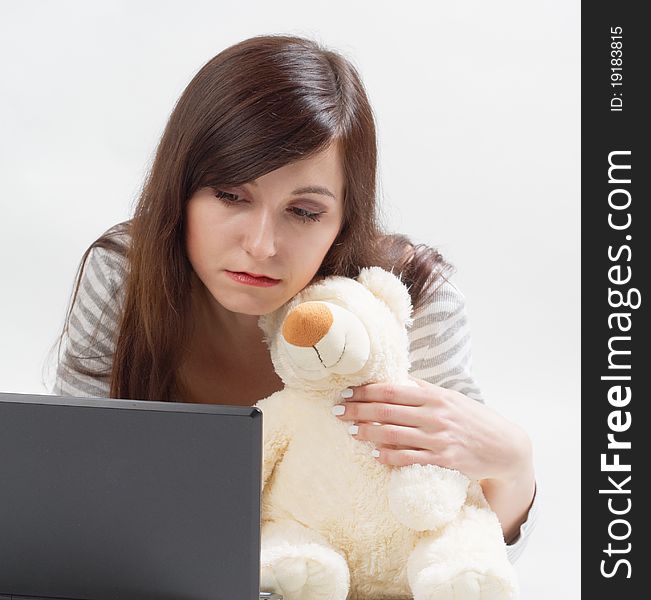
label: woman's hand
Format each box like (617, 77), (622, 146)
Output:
(334, 376), (531, 482)
(333, 376), (536, 542)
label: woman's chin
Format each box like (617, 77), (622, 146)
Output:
(219, 295), (288, 317)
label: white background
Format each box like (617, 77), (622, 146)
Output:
(0, 1), (580, 598)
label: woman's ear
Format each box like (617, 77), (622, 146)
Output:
(356, 266), (413, 326)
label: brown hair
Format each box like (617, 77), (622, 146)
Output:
(54, 34), (454, 402)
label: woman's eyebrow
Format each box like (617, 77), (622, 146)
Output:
(244, 181), (336, 200)
(291, 185), (336, 199)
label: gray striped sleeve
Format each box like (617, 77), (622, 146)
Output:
(52, 245), (127, 398)
(407, 278), (538, 562)
(407, 278), (484, 402)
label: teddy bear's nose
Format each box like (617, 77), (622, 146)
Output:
(282, 302), (334, 347)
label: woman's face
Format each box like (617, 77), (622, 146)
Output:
(185, 143), (345, 317)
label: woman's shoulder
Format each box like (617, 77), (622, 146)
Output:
(94, 221), (132, 260)
(80, 222), (132, 308)
(53, 223), (131, 397)
(406, 274), (484, 402)
(89, 222), (131, 272)
(406, 275), (472, 363)
(407, 275), (470, 352)
(410, 276), (467, 323)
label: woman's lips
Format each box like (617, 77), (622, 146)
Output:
(225, 270), (281, 287)
(243, 271), (278, 279)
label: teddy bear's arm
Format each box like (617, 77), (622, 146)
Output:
(256, 395), (293, 494)
(388, 463), (470, 531)
(261, 426), (291, 493)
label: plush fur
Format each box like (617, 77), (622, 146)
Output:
(254, 267), (518, 600)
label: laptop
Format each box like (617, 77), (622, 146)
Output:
(0, 392), (282, 600)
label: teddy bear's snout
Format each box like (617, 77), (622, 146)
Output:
(282, 302), (334, 347)
(279, 300), (371, 379)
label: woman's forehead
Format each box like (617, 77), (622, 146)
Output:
(239, 144), (345, 202)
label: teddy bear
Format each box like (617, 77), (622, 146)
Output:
(254, 267), (518, 600)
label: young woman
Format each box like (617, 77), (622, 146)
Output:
(52, 34), (537, 562)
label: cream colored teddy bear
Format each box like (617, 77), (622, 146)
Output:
(254, 267), (518, 600)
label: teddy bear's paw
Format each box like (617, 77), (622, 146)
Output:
(388, 464), (469, 531)
(261, 546), (350, 600)
(412, 567), (518, 600)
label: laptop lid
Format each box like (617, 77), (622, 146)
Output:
(0, 392), (263, 600)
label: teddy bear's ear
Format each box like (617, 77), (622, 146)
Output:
(257, 305), (284, 345)
(356, 266), (413, 326)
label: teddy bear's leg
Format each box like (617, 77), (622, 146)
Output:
(406, 504), (519, 600)
(260, 518), (350, 600)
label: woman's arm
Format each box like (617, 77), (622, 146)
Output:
(408, 279), (537, 547)
(334, 278), (538, 561)
(52, 244), (128, 397)
(479, 426), (536, 544)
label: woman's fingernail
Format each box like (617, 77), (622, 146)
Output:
(341, 388), (354, 399)
(332, 405), (346, 416)
(348, 424), (359, 435)
(371, 449), (380, 458)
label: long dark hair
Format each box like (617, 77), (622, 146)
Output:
(54, 34), (454, 402)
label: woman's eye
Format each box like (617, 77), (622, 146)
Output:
(214, 189), (240, 203)
(291, 207), (323, 223)
(214, 189), (322, 223)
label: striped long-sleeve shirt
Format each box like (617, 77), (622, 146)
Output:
(52, 230), (538, 563)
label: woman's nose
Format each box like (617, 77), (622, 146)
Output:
(241, 209), (277, 259)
